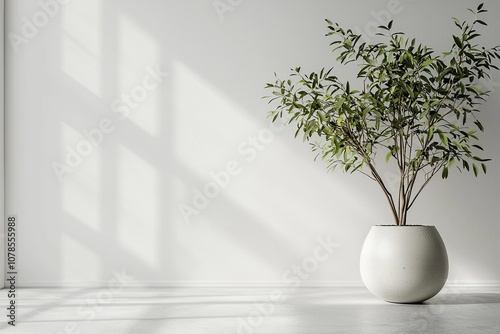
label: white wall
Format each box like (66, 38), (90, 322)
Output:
(0, 0), (4, 289)
(4, 0), (500, 287)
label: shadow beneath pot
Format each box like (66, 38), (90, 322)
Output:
(426, 292), (500, 305)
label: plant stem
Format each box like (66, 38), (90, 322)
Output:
(367, 162), (400, 225)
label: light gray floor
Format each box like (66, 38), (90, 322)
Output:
(0, 286), (499, 333)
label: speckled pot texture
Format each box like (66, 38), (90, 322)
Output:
(360, 225), (448, 304)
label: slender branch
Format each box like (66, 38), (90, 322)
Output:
(407, 160), (446, 209)
(397, 131), (405, 224)
(367, 161), (399, 225)
(357, 170), (377, 181)
(344, 124), (400, 224)
(265, 8), (499, 226)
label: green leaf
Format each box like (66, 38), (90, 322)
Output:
(453, 35), (463, 48)
(335, 97), (345, 111)
(385, 151), (392, 163)
(463, 160), (470, 171)
(336, 113), (344, 125)
(437, 68), (453, 81)
(474, 120), (484, 132)
(472, 156), (491, 162)
(272, 112), (280, 122)
(442, 166), (449, 179)
(437, 129), (448, 146)
(363, 56), (376, 66)
(427, 126), (435, 142)
(472, 144), (484, 151)
(421, 59), (434, 67)
(263, 7), (495, 209)
(317, 111), (326, 123)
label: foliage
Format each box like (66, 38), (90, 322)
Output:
(264, 4), (500, 225)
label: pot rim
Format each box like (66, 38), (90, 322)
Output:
(373, 225), (435, 227)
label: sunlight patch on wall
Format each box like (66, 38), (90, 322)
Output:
(60, 122), (101, 232)
(62, 173), (101, 233)
(171, 60), (260, 174)
(116, 144), (159, 269)
(61, 233), (100, 282)
(117, 15), (160, 136)
(60, 0), (102, 96)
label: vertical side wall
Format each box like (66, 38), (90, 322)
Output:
(0, 0), (5, 289)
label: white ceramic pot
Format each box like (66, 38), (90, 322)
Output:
(360, 225), (448, 303)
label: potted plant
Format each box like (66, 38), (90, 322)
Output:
(264, 4), (500, 303)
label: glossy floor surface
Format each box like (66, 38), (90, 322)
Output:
(0, 286), (499, 333)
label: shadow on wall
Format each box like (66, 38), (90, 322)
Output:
(5, 0), (378, 287)
(5, 0), (500, 290)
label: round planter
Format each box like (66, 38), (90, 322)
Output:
(360, 225), (448, 303)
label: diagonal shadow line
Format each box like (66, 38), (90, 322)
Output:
(0, 288), (96, 326)
(176, 158), (337, 265)
(60, 212), (159, 279)
(53, 0), (176, 292)
(119, 1), (321, 127)
(88, 2), (303, 330)
(107, 111), (332, 271)
(54, 0), (396, 294)
(53, 1), (350, 291)
(106, 115), (175, 168)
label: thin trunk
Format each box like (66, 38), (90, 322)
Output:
(368, 162), (400, 225)
(398, 131), (406, 225)
(403, 170), (418, 225)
